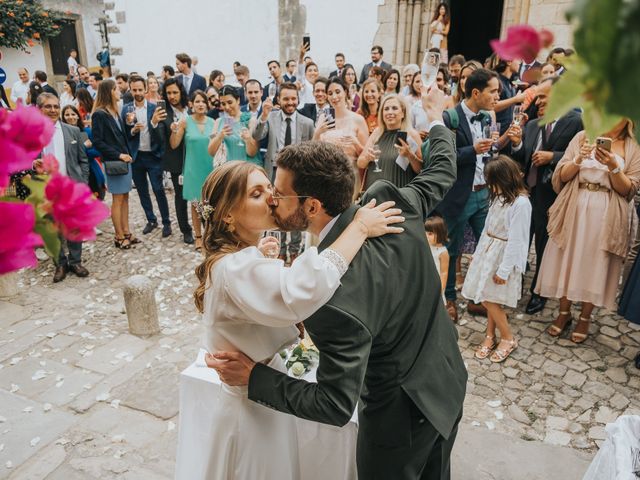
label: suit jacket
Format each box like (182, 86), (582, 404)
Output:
(435, 103), (491, 218)
(329, 69), (341, 79)
(153, 106), (185, 173)
(42, 83), (59, 97)
(59, 123), (89, 183)
(91, 109), (131, 163)
(297, 103), (318, 123)
(359, 60), (392, 84)
(511, 110), (583, 209)
(253, 111), (315, 180)
(249, 125), (467, 451)
(177, 73), (206, 97)
(121, 101), (164, 160)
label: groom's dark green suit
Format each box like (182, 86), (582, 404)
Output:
(249, 124), (468, 479)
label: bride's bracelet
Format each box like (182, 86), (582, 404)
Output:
(320, 248), (348, 277)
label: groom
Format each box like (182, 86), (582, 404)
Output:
(207, 87), (467, 480)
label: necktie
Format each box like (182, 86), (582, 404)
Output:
(184, 76), (191, 93)
(544, 122), (553, 145)
(284, 117), (292, 146)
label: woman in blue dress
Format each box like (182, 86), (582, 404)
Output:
(207, 85), (261, 167)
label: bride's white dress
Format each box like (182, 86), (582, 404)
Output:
(176, 246), (347, 480)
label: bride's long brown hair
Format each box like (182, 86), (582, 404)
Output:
(194, 161), (264, 313)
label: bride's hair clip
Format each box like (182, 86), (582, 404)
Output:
(195, 201), (215, 222)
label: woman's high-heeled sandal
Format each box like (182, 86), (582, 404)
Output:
(124, 233), (141, 245)
(490, 338), (518, 363)
(571, 316), (590, 344)
(547, 310), (572, 337)
(114, 236), (131, 250)
(475, 335), (497, 360)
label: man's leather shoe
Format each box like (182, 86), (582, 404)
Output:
(446, 300), (458, 323)
(53, 265), (67, 283)
(467, 302), (488, 317)
(525, 294), (546, 315)
(142, 221), (158, 234)
(68, 264), (89, 277)
(183, 231), (194, 244)
(162, 225), (172, 238)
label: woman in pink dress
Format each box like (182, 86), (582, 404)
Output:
(537, 120), (640, 343)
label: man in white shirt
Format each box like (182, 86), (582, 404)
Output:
(123, 75), (172, 237)
(36, 93), (90, 282)
(67, 49), (79, 79)
(10, 68), (30, 105)
(296, 42), (319, 106)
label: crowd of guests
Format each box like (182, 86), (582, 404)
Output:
(2, 18), (639, 366)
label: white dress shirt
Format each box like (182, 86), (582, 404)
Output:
(44, 121), (67, 176)
(11, 80), (30, 104)
(135, 101), (151, 152)
(461, 100), (486, 187)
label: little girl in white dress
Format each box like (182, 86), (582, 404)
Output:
(462, 156), (531, 363)
(425, 216), (449, 304)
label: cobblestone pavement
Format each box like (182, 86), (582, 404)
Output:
(0, 190), (637, 478)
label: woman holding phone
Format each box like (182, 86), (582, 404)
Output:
(357, 94), (422, 190)
(537, 120), (640, 342)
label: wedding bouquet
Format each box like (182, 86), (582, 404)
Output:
(282, 343), (320, 378)
(0, 104), (110, 274)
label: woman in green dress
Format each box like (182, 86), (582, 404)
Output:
(207, 85), (261, 166)
(357, 93), (423, 190)
(170, 89), (215, 250)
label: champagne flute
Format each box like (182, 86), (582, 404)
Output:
(490, 122), (501, 156)
(268, 83), (277, 101)
(372, 145), (382, 173)
(349, 83), (358, 100)
(482, 125), (493, 161)
(263, 231), (282, 259)
(421, 51), (440, 89)
(512, 105), (523, 126)
(238, 126), (249, 147)
(125, 105), (136, 126)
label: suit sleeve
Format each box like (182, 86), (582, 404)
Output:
(249, 306), (372, 427)
(75, 128), (89, 182)
(151, 117), (166, 148)
(398, 124), (457, 221)
(253, 117), (269, 142)
(91, 112), (124, 162)
(550, 116), (584, 169)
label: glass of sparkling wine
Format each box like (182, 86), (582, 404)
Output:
(421, 51), (441, 89)
(125, 105), (136, 126)
(268, 83), (277, 101)
(512, 105), (523, 126)
(262, 231), (282, 258)
(349, 83), (358, 100)
(372, 145), (382, 173)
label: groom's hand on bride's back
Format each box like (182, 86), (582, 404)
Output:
(205, 351), (256, 386)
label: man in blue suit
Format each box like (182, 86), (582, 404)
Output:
(435, 68), (500, 321)
(175, 53), (206, 97)
(122, 75), (172, 237)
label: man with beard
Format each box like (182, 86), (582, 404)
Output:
(208, 86), (467, 480)
(122, 75), (172, 237)
(253, 82), (314, 263)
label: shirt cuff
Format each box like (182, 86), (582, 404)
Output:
(511, 141), (523, 152)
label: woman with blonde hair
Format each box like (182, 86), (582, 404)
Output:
(145, 75), (162, 104)
(357, 94), (423, 190)
(178, 160), (403, 479)
(538, 119), (640, 343)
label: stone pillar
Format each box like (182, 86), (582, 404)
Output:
(403, 0), (414, 64)
(395, 0), (408, 65)
(0, 272), (19, 298)
(409, 0), (423, 64)
(123, 275), (160, 336)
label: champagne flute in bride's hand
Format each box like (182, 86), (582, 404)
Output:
(262, 231), (282, 259)
(421, 51), (440, 89)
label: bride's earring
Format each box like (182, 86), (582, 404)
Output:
(227, 223), (236, 233)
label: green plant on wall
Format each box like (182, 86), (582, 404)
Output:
(0, 0), (64, 51)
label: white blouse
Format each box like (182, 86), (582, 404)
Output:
(202, 246), (346, 362)
(494, 195), (532, 280)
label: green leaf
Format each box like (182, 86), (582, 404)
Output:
(580, 101), (623, 143)
(541, 66), (586, 126)
(33, 218), (60, 264)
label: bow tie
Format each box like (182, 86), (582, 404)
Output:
(470, 113), (484, 124)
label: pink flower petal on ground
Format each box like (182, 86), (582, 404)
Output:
(45, 174), (111, 242)
(0, 202), (43, 274)
(490, 24), (542, 64)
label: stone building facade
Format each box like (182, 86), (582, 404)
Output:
(374, 0), (574, 65)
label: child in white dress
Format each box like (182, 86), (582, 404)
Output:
(425, 216), (449, 304)
(462, 156), (531, 363)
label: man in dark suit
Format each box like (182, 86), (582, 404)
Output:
(508, 77), (583, 314)
(122, 75), (172, 237)
(329, 52), (346, 78)
(175, 53), (206, 97)
(116, 73), (134, 105)
(297, 77), (330, 124)
(262, 60), (284, 102)
(210, 87), (467, 480)
(34, 70), (58, 97)
(359, 45), (392, 84)
(436, 68), (500, 321)
(283, 59), (297, 83)
(152, 77), (193, 244)
(37, 93), (90, 282)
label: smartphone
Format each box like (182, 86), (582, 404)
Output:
(156, 100), (166, 111)
(596, 136), (612, 152)
(328, 107), (335, 119)
(396, 131), (408, 144)
(303, 34), (311, 50)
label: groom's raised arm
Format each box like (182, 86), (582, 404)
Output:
(249, 306), (372, 427)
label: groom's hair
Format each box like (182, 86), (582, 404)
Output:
(276, 141), (355, 217)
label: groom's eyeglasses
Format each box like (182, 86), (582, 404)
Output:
(270, 190), (312, 205)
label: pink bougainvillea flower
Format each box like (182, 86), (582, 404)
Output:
(490, 25), (554, 64)
(0, 104), (54, 188)
(539, 29), (555, 49)
(40, 154), (59, 175)
(44, 174), (110, 242)
(0, 202), (43, 274)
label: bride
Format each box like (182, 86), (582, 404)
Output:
(176, 160), (403, 479)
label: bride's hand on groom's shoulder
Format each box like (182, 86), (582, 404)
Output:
(205, 351), (255, 386)
(356, 200), (405, 238)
